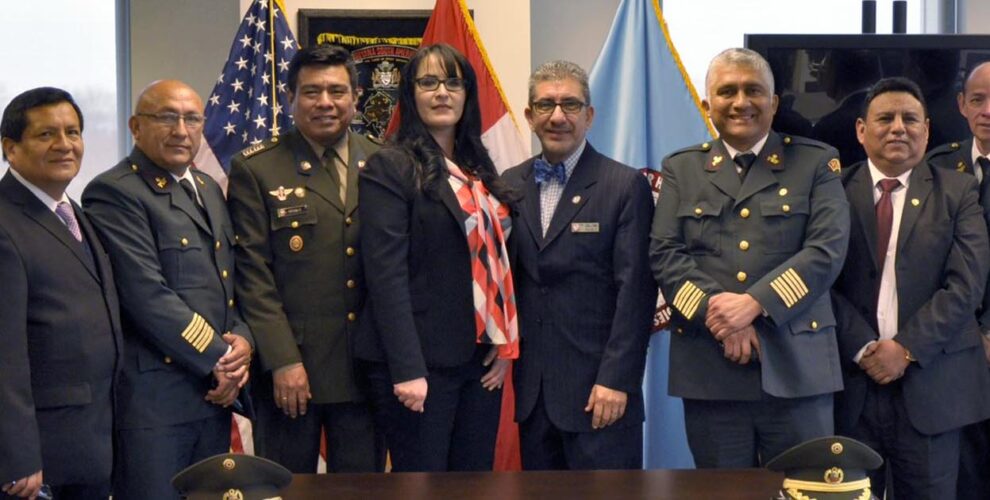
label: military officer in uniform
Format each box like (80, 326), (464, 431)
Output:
(83, 80), (253, 500)
(920, 62), (990, 500)
(651, 48), (850, 468)
(227, 44), (381, 473)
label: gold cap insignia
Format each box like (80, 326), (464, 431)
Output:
(824, 467), (845, 484)
(828, 158), (841, 174)
(957, 161), (967, 172)
(831, 442), (843, 455)
(767, 153), (780, 165)
(269, 186), (290, 201)
(911, 198), (920, 206)
(289, 235), (304, 252)
(222, 489), (244, 500)
(712, 155), (723, 167)
(300, 160), (312, 171)
(222, 458), (236, 470)
(155, 177), (168, 189)
(294, 187), (306, 198)
(572, 195), (581, 204)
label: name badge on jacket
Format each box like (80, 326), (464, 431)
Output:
(571, 222), (600, 233)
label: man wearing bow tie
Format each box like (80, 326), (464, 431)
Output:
(651, 48), (850, 468)
(502, 60), (656, 470)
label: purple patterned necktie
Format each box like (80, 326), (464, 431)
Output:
(55, 201), (83, 242)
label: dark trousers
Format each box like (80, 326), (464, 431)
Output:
(683, 393), (833, 468)
(957, 399), (990, 499)
(360, 346), (502, 472)
(519, 390), (642, 470)
(113, 413), (230, 500)
(253, 393), (380, 473)
(0, 483), (110, 500)
(842, 381), (960, 500)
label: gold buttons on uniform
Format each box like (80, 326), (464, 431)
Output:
(740, 208), (750, 218)
(736, 271), (747, 282)
(779, 188), (788, 196)
(694, 207), (703, 215)
(346, 247), (356, 256)
(347, 312), (357, 321)
(291, 221), (300, 229)
(228, 299), (235, 308)
(739, 240), (750, 251)
(164, 356), (172, 364)
(346, 279), (356, 289)
(811, 320), (819, 329)
(222, 270), (229, 279)
(345, 217), (353, 225)
(180, 238), (189, 247)
(215, 240), (222, 250)
(782, 204), (791, 213)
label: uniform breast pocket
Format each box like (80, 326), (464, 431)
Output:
(156, 230), (210, 290)
(760, 197), (809, 254)
(270, 205), (318, 255)
(677, 202), (722, 254)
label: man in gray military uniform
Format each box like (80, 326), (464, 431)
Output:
(924, 61), (990, 500)
(650, 47), (850, 468)
(226, 43), (380, 473)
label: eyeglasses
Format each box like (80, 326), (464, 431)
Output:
(415, 76), (467, 92)
(137, 112), (206, 129)
(530, 99), (587, 115)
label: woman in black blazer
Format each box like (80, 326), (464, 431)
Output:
(356, 43), (519, 471)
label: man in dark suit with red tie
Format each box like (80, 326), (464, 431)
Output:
(0, 87), (121, 499)
(502, 60), (656, 470)
(832, 76), (990, 499)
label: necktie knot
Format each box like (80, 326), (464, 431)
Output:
(533, 158), (566, 185)
(733, 152), (757, 169)
(55, 201), (83, 242)
(877, 178), (901, 194)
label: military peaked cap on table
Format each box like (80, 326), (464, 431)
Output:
(766, 436), (882, 500)
(172, 453), (292, 500)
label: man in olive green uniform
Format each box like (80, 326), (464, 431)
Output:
(650, 48), (850, 468)
(925, 61), (990, 500)
(227, 44), (380, 473)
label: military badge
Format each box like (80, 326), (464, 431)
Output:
(222, 458), (236, 470)
(289, 235), (304, 252)
(828, 158), (841, 174)
(712, 155), (723, 167)
(269, 186), (291, 201)
(155, 177), (168, 189)
(957, 161), (967, 172)
(824, 467), (844, 484)
(767, 153), (780, 165)
(222, 489), (244, 500)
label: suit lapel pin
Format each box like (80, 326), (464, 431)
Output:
(911, 198), (920, 206)
(294, 187), (306, 198)
(155, 177), (168, 189)
(712, 155), (723, 167)
(300, 160), (312, 172)
(269, 186), (290, 201)
(572, 195), (581, 204)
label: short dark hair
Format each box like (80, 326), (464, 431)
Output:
(860, 77), (928, 119)
(1, 87), (84, 161)
(287, 44), (358, 95)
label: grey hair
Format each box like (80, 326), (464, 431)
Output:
(705, 48), (775, 94)
(528, 60), (591, 105)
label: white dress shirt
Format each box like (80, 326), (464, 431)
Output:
(723, 134), (769, 174)
(970, 139), (987, 184)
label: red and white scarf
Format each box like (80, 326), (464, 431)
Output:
(446, 159), (519, 359)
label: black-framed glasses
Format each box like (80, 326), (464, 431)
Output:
(136, 112), (206, 129)
(415, 76), (467, 92)
(530, 99), (587, 115)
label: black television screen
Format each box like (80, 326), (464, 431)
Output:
(746, 34), (990, 166)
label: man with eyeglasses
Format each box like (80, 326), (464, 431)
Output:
(82, 80), (254, 499)
(650, 48), (849, 468)
(502, 60), (656, 470)
(226, 43), (382, 474)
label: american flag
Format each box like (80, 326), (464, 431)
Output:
(196, 0), (298, 190)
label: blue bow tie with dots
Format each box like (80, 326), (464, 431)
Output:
(533, 158), (567, 185)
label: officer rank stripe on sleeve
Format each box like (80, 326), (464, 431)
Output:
(672, 280), (706, 320)
(770, 268), (809, 308)
(181, 313), (216, 353)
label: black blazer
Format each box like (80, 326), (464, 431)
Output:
(502, 144), (656, 433)
(832, 160), (990, 435)
(356, 147), (489, 383)
(0, 172), (122, 486)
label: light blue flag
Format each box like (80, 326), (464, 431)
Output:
(587, 0), (711, 469)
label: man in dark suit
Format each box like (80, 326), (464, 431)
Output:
(0, 88), (121, 500)
(926, 61), (990, 500)
(502, 60), (656, 470)
(832, 76), (990, 499)
(227, 44), (381, 473)
(651, 48), (849, 468)
(83, 80), (253, 500)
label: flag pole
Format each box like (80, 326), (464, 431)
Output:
(269, 0), (280, 136)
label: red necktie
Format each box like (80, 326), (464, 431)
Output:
(875, 178), (901, 273)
